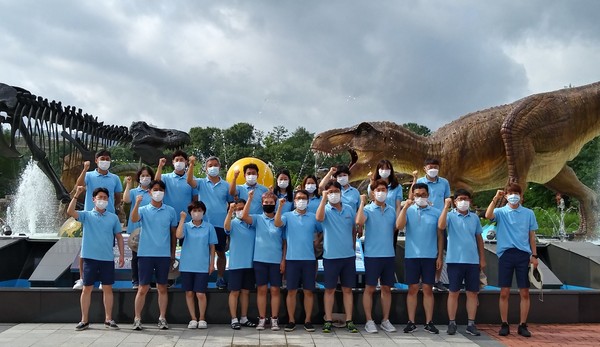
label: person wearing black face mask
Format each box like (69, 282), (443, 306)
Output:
(240, 190), (285, 331)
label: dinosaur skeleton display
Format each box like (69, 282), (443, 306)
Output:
(312, 81), (600, 238)
(0, 83), (190, 203)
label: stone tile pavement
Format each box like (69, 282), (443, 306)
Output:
(0, 322), (503, 346)
(479, 323), (600, 347)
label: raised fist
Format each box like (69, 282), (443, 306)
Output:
(158, 158), (167, 167)
(180, 211), (187, 219)
(83, 161), (90, 170)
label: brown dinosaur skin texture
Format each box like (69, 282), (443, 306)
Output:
(311, 81), (600, 238)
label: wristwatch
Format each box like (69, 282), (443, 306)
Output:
(531, 254), (538, 259)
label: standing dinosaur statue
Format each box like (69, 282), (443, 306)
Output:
(311, 81), (600, 239)
(0, 83), (191, 203)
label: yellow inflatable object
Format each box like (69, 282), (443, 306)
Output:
(226, 157), (275, 188)
(59, 217), (82, 238)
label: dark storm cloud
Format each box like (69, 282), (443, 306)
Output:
(1, 0), (599, 135)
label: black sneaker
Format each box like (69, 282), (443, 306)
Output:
(322, 321), (333, 333)
(104, 320), (119, 329)
(433, 281), (449, 292)
(424, 321), (439, 334)
(75, 322), (89, 331)
(304, 322), (315, 332)
(284, 322), (296, 332)
(447, 322), (457, 335)
(403, 321), (417, 333)
(517, 323), (531, 337)
(346, 321), (358, 333)
(499, 322), (510, 336)
(466, 324), (481, 336)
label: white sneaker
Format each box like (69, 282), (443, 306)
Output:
(72, 279), (84, 290)
(198, 320), (208, 329)
(380, 319), (396, 332)
(99, 283), (103, 290)
(271, 317), (280, 331)
(187, 320), (198, 329)
(256, 318), (266, 330)
(365, 320), (378, 333)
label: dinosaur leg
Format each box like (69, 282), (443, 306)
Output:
(543, 165), (598, 239)
(501, 105), (538, 186)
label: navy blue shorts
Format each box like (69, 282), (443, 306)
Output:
(286, 260), (317, 291)
(228, 268), (256, 291)
(82, 258), (115, 286)
(253, 261), (282, 287)
(323, 257), (356, 289)
(215, 227), (228, 252)
(138, 256), (171, 285)
(447, 263), (480, 292)
(364, 257), (396, 287)
(404, 258), (436, 285)
(180, 272), (209, 293)
(498, 248), (530, 288)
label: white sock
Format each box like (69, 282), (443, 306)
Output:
(240, 316), (248, 324)
(231, 318), (239, 324)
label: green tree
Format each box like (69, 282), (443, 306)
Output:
(402, 122), (431, 136)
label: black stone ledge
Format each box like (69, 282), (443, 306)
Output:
(1, 287), (598, 324)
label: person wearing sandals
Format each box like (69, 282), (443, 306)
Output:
(241, 190), (286, 331)
(68, 186), (125, 331)
(316, 181), (359, 334)
(176, 201), (217, 329)
(275, 189), (322, 332)
(224, 200), (258, 330)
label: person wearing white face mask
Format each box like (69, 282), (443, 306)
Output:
(367, 159), (404, 216)
(123, 166), (155, 289)
(301, 175), (321, 213)
(397, 183), (443, 334)
(438, 190), (485, 337)
(356, 180), (398, 334)
(315, 181), (359, 334)
(130, 180), (178, 331)
(73, 149), (123, 291)
(176, 201), (217, 330)
(319, 165), (360, 212)
(155, 150), (198, 225)
(274, 169), (294, 213)
(67, 186), (125, 331)
(275, 190), (323, 332)
(229, 163), (269, 215)
(224, 200), (258, 330)
(485, 184), (539, 338)
(187, 156), (233, 290)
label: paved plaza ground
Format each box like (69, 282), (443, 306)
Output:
(0, 322), (598, 346)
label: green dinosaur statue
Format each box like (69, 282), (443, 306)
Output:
(311, 81), (600, 238)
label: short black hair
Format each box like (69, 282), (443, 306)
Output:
(92, 187), (109, 197)
(95, 149), (111, 159)
(243, 163), (259, 174)
(136, 166), (155, 183)
(149, 179), (166, 190)
(235, 199), (246, 205)
(424, 158), (440, 166)
(205, 156), (220, 166)
(454, 188), (472, 199)
(370, 179), (388, 191)
(188, 200), (207, 213)
(412, 182), (429, 193)
(324, 181), (342, 191)
(334, 165), (351, 177)
(294, 189), (310, 199)
(172, 150), (188, 161)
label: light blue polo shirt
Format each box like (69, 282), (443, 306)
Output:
(322, 203), (356, 259)
(178, 221), (218, 273)
(236, 183), (269, 215)
(276, 192), (294, 213)
(446, 209), (483, 264)
(78, 209), (121, 261)
(404, 205), (441, 259)
(251, 214), (285, 264)
(161, 172), (197, 221)
(416, 176), (451, 212)
(341, 185), (360, 211)
(493, 205), (538, 258)
(126, 187), (151, 234)
(368, 184), (403, 211)
(307, 196), (321, 214)
(137, 203), (178, 257)
(281, 211), (322, 260)
(84, 170), (123, 213)
(195, 177), (232, 228)
(226, 218), (256, 269)
(363, 203), (396, 258)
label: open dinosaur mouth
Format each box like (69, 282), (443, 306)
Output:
(349, 149), (358, 170)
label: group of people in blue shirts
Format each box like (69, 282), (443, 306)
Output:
(68, 150), (539, 339)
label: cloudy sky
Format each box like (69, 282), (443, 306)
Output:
(1, 0), (599, 136)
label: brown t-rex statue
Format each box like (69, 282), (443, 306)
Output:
(311, 81), (600, 238)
